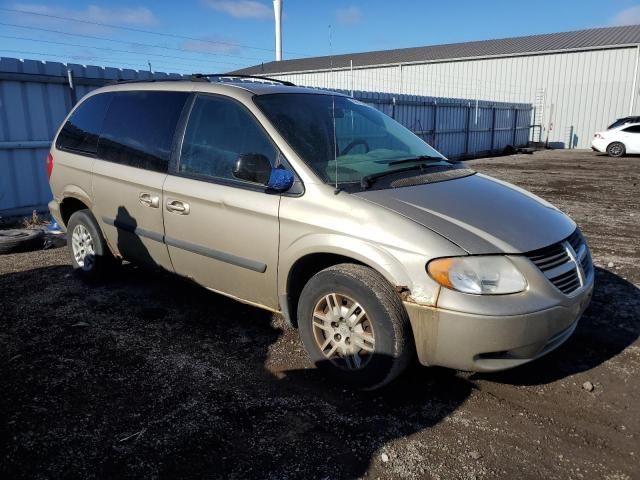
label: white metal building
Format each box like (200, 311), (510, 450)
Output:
(235, 25), (640, 149)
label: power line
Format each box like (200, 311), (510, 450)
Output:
(0, 22), (268, 63)
(1, 6), (307, 56)
(0, 33), (250, 68)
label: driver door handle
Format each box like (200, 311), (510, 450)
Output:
(139, 192), (159, 208)
(166, 199), (190, 215)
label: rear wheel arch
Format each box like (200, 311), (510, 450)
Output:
(60, 196), (90, 227)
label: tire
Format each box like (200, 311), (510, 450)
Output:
(606, 142), (625, 158)
(67, 209), (115, 282)
(297, 263), (414, 390)
(0, 229), (44, 254)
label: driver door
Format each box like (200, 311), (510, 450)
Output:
(162, 94), (281, 309)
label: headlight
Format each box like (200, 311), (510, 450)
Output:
(427, 256), (527, 295)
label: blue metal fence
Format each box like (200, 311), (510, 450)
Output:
(0, 57), (184, 216)
(342, 90), (532, 159)
(0, 57), (531, 215)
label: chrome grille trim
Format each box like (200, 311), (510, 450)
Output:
(525, 229), (592, 295)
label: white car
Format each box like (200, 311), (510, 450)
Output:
(592, 122), (640, 157)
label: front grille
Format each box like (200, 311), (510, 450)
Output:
(526, 229), (592, 295)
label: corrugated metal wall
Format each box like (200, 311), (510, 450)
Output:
(271, 46), (639, 149)
(0, 57), (183, 216)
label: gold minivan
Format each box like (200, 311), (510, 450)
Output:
(48, 76), (593, 389)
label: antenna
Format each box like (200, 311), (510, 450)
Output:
(329, 23), (338, 193)
(273, 0), (282, 61)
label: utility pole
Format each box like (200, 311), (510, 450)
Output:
(274, 0), (282, 61)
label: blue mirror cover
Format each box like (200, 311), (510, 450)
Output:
(267, 168), (294, 191)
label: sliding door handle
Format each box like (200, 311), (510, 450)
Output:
(139, 192), (159, 208)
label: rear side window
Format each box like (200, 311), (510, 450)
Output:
(98, 91), (189, 172)
(56, 93), (112, 155)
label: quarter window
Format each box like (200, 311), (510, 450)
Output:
(179, 95), (277, 182)
(98, 91), (189, 172)
(56, 93), (112, 155)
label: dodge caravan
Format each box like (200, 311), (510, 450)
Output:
(48, 76), (594, 389)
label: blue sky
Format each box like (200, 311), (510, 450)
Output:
(0, 0), (639, 74)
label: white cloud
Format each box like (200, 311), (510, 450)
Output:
(610, 6), (640, 26)
(182, 38), (242, 55)
(203, 0), (272, 19)
(11, 3), (158, 26)
(336, 6), (362, 26)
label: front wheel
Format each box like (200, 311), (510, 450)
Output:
(297, 264), (414, 390)
(606, 142), (625, 157)
(67, 209), (115, 282)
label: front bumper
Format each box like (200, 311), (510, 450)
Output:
(404, 279), (593, 372)
(591, 138), (607, 153)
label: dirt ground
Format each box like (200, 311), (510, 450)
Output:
(1, 149), (638, 480)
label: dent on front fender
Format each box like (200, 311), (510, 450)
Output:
(404, 283), (440, 306)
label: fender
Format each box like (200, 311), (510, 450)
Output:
(61, 184), (93, 210)
(278, 232), (414, 297)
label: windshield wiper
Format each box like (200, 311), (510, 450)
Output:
(387, 155), (444, 166)
(361, 165), (426, 189)
(360, 157), (451, 189)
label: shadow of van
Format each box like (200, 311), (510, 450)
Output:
(113, 205), (158, 268)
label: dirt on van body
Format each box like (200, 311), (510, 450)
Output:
(0, 149), (638, 480)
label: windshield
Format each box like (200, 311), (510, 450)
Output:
(608, 119), (627, 129)
(254, 93), (452, 187)
(607, 117), (640, 129)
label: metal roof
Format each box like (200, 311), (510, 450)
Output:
(233, 25), (640, 75)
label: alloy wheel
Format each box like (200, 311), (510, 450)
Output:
(71, 224), (95, 270)
(311, 293), (375, 370)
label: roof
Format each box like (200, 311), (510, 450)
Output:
(91, 79), (334, 96)
(233, 25), (640, 75)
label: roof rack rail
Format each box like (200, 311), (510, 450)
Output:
(110, 74), (294, 87)
(191, 73), (295, 86)
(112, 76), (206, 85)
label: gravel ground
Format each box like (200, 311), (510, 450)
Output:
(1, 149), (638, 480)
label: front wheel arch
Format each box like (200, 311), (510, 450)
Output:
(286, 253), (370, 327)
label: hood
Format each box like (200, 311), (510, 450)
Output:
(354, 173), (575, 254)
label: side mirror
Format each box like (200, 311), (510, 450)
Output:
(233, 153), (272, 184)
(232, 153), (294, 192)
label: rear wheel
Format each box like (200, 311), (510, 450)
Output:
(297, 263), (413, 390)
(606, 142), (625, 157)
(67, 209), (115, 282)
